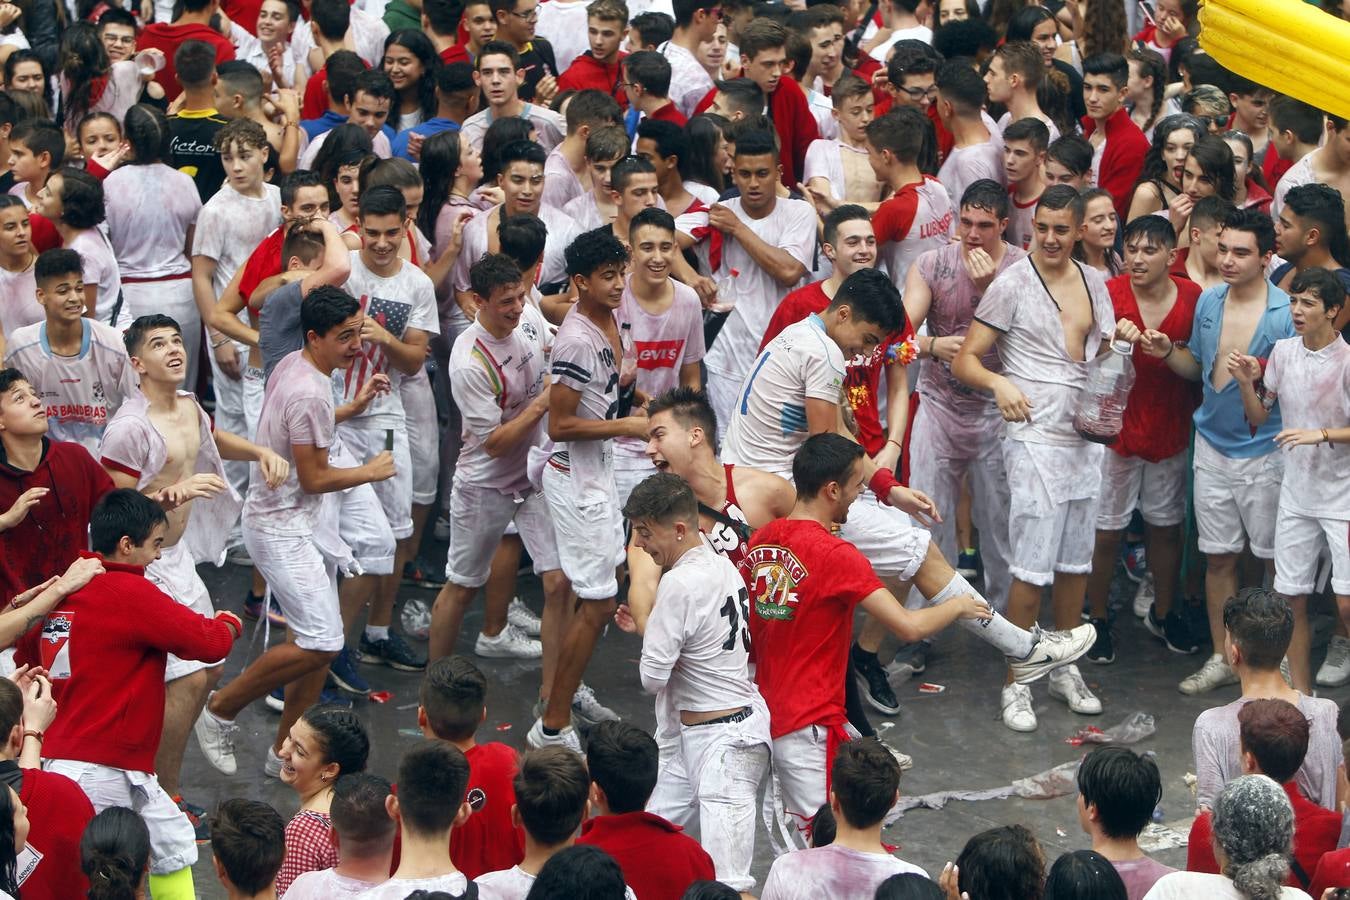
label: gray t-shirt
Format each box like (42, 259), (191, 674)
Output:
(260, 280), (304, 383)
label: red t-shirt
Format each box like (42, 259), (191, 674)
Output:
(1189, 780), (1339, 889)
(16, 767), (94, 900)
(1106, 274), (1201, 462)
(302, 67), (329, 120)
(1312, 846), (1350, 896)
(449, 742), (525, 880)
(760, 280), (914, 456)
(137, 22), (236, 101)
(240, 226), (286, 308)
(746, 518), (883, 738)
(648, 101), (687, 126)
(576, 811), (714, 900)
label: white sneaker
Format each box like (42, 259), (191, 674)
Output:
(882, 742), (914, 772)
(1001, 683), (1037, 732)
(526, 717), (582, 752)
(1133, 573), (1155, 619)
(1319, 636), (1350, 687)
(507, 597), (542, 637)
(264, 746), (283, 779)
(571, 682), (620, 728)
(475, 623), (543, 659)
(1049, 664), (1103, 715)
(1008, 624), (1096, 684)
(193, 698), (238, 775)
(1179, 653), (1239, 695)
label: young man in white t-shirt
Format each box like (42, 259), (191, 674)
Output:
(618, 473), (770, 894)
(1002, 118), (1049, 251)
(613, 208), (704, 505)
(865, 108), (954, 285)
(190, 118), (283, 548)
(659, 0), (719, 117)
(703, 130), (816, 439)
(985, 41), (1059, 142)
(196, 288), (396, 775)
(935, 61), (1003, 210)
(429, 254), (569, 677)
(1232, 268), (1350, 687)
(761, 740), (925, 900)
(530, 228), (652, 751)
(954, 186), (1119, 732)
(0, 196), (41, 359)
(460, 41), (567, 153)
(284, 772), (396, 898)
(4, 249), (137, 455)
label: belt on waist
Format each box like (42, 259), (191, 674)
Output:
(686, 706), (752, 728)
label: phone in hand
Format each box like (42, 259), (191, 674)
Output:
(1138, 0), (1157, 25)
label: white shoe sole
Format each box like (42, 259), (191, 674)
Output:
(192, 713), (237, 776)
(1008, 624), (1096, 684)
(1048, 683), (1103, 715)
(1316, 666), (1350, 687)
(475, 639), (543, 659)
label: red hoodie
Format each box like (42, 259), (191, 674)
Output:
(558, 52), (627, 107)
(136, 22), (236, 101)
(14, 554), (238, 774)
(0, 439), (112, 604)
(1082, 106), (1149, 222)
(576, 811), (714, 900)
(4, 764), (95, 900)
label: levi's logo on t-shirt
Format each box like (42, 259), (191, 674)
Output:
(745, 545), (807, 620)
(635, 339), (685, 370)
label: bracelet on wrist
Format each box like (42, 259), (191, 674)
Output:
(211, 337), (230, 349)
(22, 730), (42, 743)
(1162, 341), (1175, 360)
(1323, 428), (1331, 445)
(886, 438), (902, 450)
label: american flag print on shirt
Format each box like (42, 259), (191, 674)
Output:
(343, 294), (412, 398)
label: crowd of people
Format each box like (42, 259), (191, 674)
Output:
(0, 0), (1339, 894)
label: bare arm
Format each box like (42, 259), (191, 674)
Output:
(678, 361), (702, 390)
(299, 220), (353, 296)
(292, 441), (392, 494)
(547, 382), (647, 443)
(483, 385), (551, 458)
(953, 319), (1034, 424)
(211, 265), (260, 347)
(363, 323), (429, 376)
(711, 205), (809, 287)
(859, 584), (989, 644)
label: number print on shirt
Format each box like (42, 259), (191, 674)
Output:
(720, 587), (751, 652)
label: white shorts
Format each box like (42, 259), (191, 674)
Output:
(1273, 507), (1350, 596)
(339, 421), (414, 539)
(1096, 448), (1189, 530)
(242, 365), (265, 441)
(148, 543), (217, 682)
(542, 461), (625, 600)
(1193, 435), (1282, 559)
(122, 276), (199, 389)
(613, 455), (658, 510)
(400, 370), (438, 506)
(765, 722), (859, 854)
(446, 481), (561, 587)
(1003, 439), (1100, 586)
(244, 529), (343, 652)
(327, 438), (396, 576)
(704, 367), (744, 444)
(45, 760), (195, 875)
(646, 706), (770, 893)
(838, 489), (930, 583)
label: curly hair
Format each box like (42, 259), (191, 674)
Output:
(1080, 0), (1128, 60)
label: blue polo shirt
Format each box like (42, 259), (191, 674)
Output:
(391, 117), (461, 161)
(1190, 280), (1296, 457)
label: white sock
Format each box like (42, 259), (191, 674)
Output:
(927, 574), (1035, 659)
(364, 625), (390, 642)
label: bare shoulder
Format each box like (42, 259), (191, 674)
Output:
(733, 465), (796, 523)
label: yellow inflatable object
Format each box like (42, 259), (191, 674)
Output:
(1198, 0), (1350, 120)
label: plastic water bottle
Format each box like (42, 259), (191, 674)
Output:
(1073, 338), (1136, 445)
(710, 268), (741, 314)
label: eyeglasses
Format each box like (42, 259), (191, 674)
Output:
(508, 6), (539, 20)
(1194, 114), (1229, 130)
(898, 84), (939, 101)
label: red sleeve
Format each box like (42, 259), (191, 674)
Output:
(83, 157), (110, 179)
(214, 33), (236, 63)
(1311, 850), (1350, 898)
(692, 85), (716, 116)
(137, 580), (236, 662)
(302, 68), (328, 120)
(13, 623), (36, 670)
(1186, 813), (1220, 874)
(872, 191), (918, 245)
(28, 214), (60, 253)
(774, 80), (818, 188)
(761, 293), (809, 350)
(240, 236), (281, 306)
(825, 543), (885, 606)
(1264, 149), (1293, 188)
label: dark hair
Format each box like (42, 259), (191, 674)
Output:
(1003, 4), (1055, 42)
(123, 314), (181, 357)
(794, 433), (864, 499)
(396, 741), (472, 836)
(314, 123), (374, 212)
(172, 39), (217, 89)
(865, 107), (933, 168)
(1289, 266), (1348, 313)
(358, 183), (407, 219)
(0, 92), (17, 130)
(477, 39), (522, 71)
(712, 77), (764, 121)
(419, 655), (487, 741)
(35, 247), (82, 286)
(1224, 587), (1293, 669)
(330, 772), (396, 851)
(1283, 183), (1350, 268)
(96, 7), (137, 32)
(822, 204), (870, 248)
(684, 115), (726, 192)
(0, 789), (15, 896)
(384, 30), (440, 131)
(312, 0), (352, 41)
(1239, 698), (1311, 783)
(623, 471), (698, 526)
(610, 156), (656, 195)
(58, 22), (111, 125)
(681, 882), (740, 900)
(1076, 746), (1162, 839)
(935, 58), (986, 115)
(629, 207), (675, 241)
(932, 20), (997, 63)
(875, 874), (945, 900)
(214, 116), (269, 155)
(496, 137), (548, 186)
(1081, 52), (1128, 88)
(210, 799), (286, 894)
(739, 18), (788, 59)
(1269, 95), (1324, 145)
(830, 268), (905, 335)
(324, 50), (366, 105)
(1190, 194), (1236, 230)
(1127, 48), (1168, 133)
(647, 386), (718, 444)
(282, 221), (325, 269)
(514, 746), (591, 846)
(1222, 207), (1277, 256)
(422, 0), (460, 34)
(90, 488), (168, 555)
(359, 156), (422, 199)
(45, 168), (100, 232)
(585, 721), (658, 813)
(300, 705), (370, 773)
(810, 802), (835, 847)
(527, 845), (628, 900)
(280, 169), (326, 208)
(831, 738), (900, 829)
(624, 50), (672, 97)
(498, 214), (547, 270)
(886, 41), (938, 88)
(352, 68), (397, 107)
(1135, 114), (1205, 196)
(1003, 116), (1050, 154)
(1046, 133), (1094, 177)
(1186, 134), (1237, 202)
(1038, 183), (1087, 223)
(81, 807), (150, 900)
(1043, 850), (1127, 900)
(216, 60), (265, 106)
(565, 227), (629, 279)
(955, 825), (1045, 900)
(1122, 214), (1178, 250)
(416, 131), (462, 239)
(301, 285), (361, 339)
(1223, 130), (1269, 191)
(436, 60), (476, 96)
(11, 118), (64, 168)
(123, 105), (171, 165)
(0, 679), (20, 740)
(631, 10), (675, 46)
(567, 89), (623, 135)
(961, 178), (1010, 220)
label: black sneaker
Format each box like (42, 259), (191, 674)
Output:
(1085, 617), (1115, 664)
(174, 796), (210, 843)
(359, 631), (427, 671)
(1146, 604), (1201, 655)
(851, 647), (901, 716)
